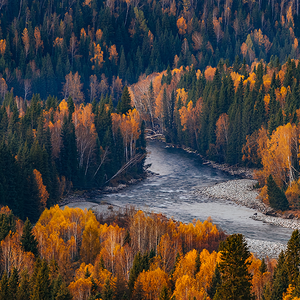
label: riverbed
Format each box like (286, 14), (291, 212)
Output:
(64, 141), (294, 257)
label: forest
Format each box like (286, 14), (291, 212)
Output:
(1, 204), (299, 300)
(0, 86), (146, 222)
(0, 0), (298, 100)
(1, 0), (300, 298)
(129, 58), (300, 212)
(0, 0), (299, 216)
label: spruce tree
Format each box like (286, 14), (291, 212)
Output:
(17, 270), (30, 300)
(21, 218), (39, 257)
(214, 234), (254, 300)
(31, 259), (51, 300)
(271, 251), (289, 299)
(128, 252), (144, 294)
(207, 265), (221, 299)
(159, 285), (170, 300)
(0, 272), (9, 299)
(102, 279), (113, 300)
(285, 229), (300, 285)
(8, 268), (19, 300)
(119, 86), (132, 115)
(267, 175), (289, 211)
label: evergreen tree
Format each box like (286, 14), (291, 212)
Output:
(102, 279), (113, 300)
(31, 259), (51, 300)
(194, 251), (201, 276)
(267, 175), (289, 211)
(271, 251), (289, 299)
(17, 270), (30, 300)
(214, 234), (254, 300)
(159, 285), (170, 300)
(8, 268), (19, 300)
(207, 265), (221, 299)
(119, 86), (132, 115)
(128, 252), (145, 294)
(0, 272), (9, 299)
(21, 218), (39, 257)
(285, 229), (300, 285)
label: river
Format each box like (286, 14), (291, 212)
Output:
(90, 140), (293, 244)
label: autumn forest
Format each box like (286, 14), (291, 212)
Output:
(1, 0), (300, 299)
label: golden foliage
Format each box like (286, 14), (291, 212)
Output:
(90, 43), (104, 69)
(53, 37), (64, 48)
(33, 169), (49, 212)
(204, 66), (216, 81)
(177, 17), (187, 35)
(134, 267), (169, 299)
(255, 123), (298, 188)
(108, 44), (118, 64)
(34, 27), (43, 54)
(22, 28), (30, 57)
(0, 39), (6, 55)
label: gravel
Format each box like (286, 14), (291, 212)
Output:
(194, 179), (271, 213)
(245, 238), (286, 259)
(194, 179), (300, 258)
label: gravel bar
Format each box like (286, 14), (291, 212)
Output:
(245, 238), (286, 259)
(194, 179), (300, 258)
(194, 179), (271, 213)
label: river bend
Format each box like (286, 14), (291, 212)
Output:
(95, 141), (293, 244)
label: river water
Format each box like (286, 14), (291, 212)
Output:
(95, 141), (293, 244)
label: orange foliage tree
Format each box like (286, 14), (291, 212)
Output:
(33, 169), (49, 212)
(177, 17), (187, 35)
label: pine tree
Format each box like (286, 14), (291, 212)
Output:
(31, 259), (51, 300)
(159, 285), (170, 300)
(0, 272), (9, 299)
(119, 86), (132, 114)
(194, 251), (201, 276)
(207, 265), (221, 299)
(267, 175), (289, 211)
(286, 229), (300, 285)
(271, 251), (289, 299)
(17, 270), (30, 300)
(21, 218), (39, 257)
(8, 268), (19, 300)
(102, 279), (113, 300)
(259, 258), (267, 274)
(214, 234), (254, 300)
(128, 252), (144, 294)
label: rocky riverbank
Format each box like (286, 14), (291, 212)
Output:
(195, 179), (300, 231)
(245, 238), (286, 259)
(194, 179), (271, 213)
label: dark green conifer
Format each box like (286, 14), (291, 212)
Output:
(207, 265), (221, 299)
(21, 218), (39, 257)
(214, 234), (254, 300)
(194, 251), (201, 276)
(159, 285), (170, 300)
(102, 279), (113, 300)
(0, 272), (9, 299)
(286, 229), (300, 285)
(119, 86), (132, 115)
(17, 270), (30, 300)
(271, 251), (289, 299)
(8, 268), (19, 300)
(267, 175), (289, 211)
